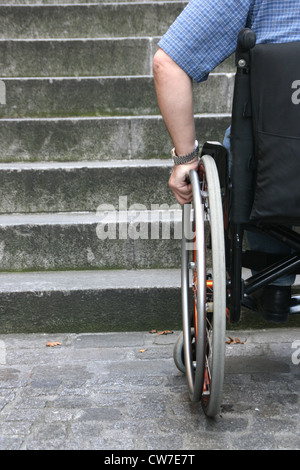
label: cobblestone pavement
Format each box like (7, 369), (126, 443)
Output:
(0, 328), (299, 450)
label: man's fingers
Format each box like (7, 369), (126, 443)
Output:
(168, 159), (199, 204)
(170, 183), (193, 205)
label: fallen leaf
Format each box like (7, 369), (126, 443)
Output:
(226, 336), (247, 345)
(149, 329), (157, 334)
(157, 330), (173, 335)
(226, 336), (234, 344)
(236, 337), (247, 344)
(46, 341), (62, 347)
(139, 349), (146, 353)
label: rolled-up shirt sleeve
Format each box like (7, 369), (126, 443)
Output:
(158, 0), (252, 82)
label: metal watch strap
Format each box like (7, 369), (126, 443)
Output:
(171, 140), (199, 165)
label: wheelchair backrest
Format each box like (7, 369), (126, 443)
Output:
(230, 29), (300, 224)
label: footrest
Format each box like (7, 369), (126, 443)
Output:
(242, 293), (300, 315)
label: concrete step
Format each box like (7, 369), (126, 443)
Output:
(0, 114), (231, 162)
(0, 38), (156, 77)
(0, 268), (181, 333)
(2, 0), (172, 4)
(0, 159), (177, 212)
(0, 2), (187, 39)
(0, 38), (235, 79)
(0, 210), (182, 271)
(0, 0), (233, 336)
(0, 74), (234, 118)
(0, 267), (298, 334)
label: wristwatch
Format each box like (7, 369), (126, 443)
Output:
(171, 140), (199, 165)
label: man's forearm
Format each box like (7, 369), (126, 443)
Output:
(153, 48), (196, 156)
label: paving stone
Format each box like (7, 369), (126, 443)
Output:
(0, 329), (298, 450)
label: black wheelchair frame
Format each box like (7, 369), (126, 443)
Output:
(227, 29), (300, 323)
(173, 29), (300, 417)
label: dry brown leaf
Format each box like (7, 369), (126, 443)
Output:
(149, 329), (157, 334)
(46, 341), (62, 347)
(157, 330), (173, 335)
(226, 336), (234, 344)
(236, 337), (247, 344)
(226, 336), (247, 345)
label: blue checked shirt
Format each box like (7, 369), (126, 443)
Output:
(158, 0), (300, 82)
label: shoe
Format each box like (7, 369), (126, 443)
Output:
(254, 285), (291, 323)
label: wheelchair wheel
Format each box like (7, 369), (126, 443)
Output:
(181, 183), (206, 403)
(181, 155), (226, 417)
(173, 331), (185, 374)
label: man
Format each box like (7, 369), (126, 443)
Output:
(153, 0), (300, 322)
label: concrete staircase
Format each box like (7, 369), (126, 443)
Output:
(0, 0), (232, 333)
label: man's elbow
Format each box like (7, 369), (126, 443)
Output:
(153, 48), (177, 82)
(153, 48), (190, 85)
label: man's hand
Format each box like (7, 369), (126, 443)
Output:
(168, 158), (199, 205)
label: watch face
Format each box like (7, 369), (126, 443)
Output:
(171, 147), (177, 158)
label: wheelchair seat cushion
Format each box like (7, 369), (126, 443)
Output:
(249, 41), (300, 223)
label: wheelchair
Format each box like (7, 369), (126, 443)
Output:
(173, 29), (300, 417)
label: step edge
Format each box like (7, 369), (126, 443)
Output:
(0, 268), (181, 292)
